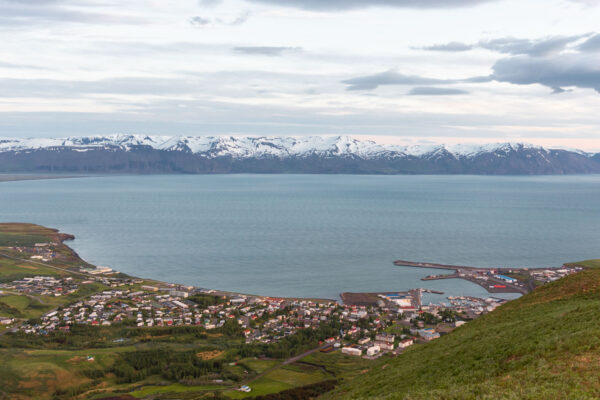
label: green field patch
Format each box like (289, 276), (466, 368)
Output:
(0, 233), (53, 247)
(0, 258), (64, 283)
(0, 294), (51, 319)
(301, 351), (375, 380)
(129, 383), (223, 398)
(240, 358), (280, 374)
(225, 377), (293, 399)
(225, 362), (330, 399)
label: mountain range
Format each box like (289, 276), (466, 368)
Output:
(1, 135), (599, 174)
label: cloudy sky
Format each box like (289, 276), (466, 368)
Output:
(2, 0), (600, 149)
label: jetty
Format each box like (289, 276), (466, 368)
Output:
(393, 260), (530, 294)
(394, 260), (481, 271)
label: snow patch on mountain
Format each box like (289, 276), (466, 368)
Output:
(0, 135), (584, 160)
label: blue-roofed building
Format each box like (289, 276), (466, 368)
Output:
(495, 274), (517, 283)
(418, 328), (440, 341)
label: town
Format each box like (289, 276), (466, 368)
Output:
(0, 241), (583, 364)
(0, 224), (591, 400)
(4, 273), (519, 359)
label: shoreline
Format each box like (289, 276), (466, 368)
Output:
(1, 223), (566, 305)
(0, 174), (84, 183)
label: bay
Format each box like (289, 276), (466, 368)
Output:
(1, 174), (599, 300)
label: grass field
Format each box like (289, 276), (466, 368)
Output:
(0, 258), (65, 283)
(0, 294), (50, 319)
(0, 223), (63, 247)
(301, 351), (376, 381)
(225, 363), (332, 399)
(129, 383), (224, 398)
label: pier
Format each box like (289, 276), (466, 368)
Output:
(394, 260), (530, 294)
(394, 260), (481, 271)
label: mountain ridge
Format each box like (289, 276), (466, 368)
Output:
(1, 135), (599, 175)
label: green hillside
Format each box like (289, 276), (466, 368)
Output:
(325, 260), (600, 400)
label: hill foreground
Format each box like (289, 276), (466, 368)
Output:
(325, 259), (600, 399)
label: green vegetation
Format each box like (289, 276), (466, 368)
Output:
(301, 351), (375, 381)
(225, 364), (332, 399)
(0, 223), (62, 246)
(325, 259), (600, 399)
(566, 259), (600, 269)
(239, 321), (343, 359)
(189, 293), (228, 307)
(252, 380), (337, 400)
(129, 383), (223, 398)
(0, 294), (49, 319)
(110, 348), (225, 384)
(0, 258), (64, 283)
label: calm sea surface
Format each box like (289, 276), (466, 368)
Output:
(1, 174), (599, 300)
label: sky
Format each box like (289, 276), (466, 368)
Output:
(1, 0), (600, 150)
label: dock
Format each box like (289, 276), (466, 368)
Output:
(393, 260), (530, 295)
(394, 260), (480, 271)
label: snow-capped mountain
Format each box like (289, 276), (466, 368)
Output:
(0, 134), (563, 158)
(0, 135), (598, 175)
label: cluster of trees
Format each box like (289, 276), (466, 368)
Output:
(412, 312), (440, 325)
(251, 306), (292, 326)
(110, 348), (224, 384)
(0, 324), (127, 349)
(51, 381), (98, 400)
(438, 309), (461, 323)
(188, 293), (227, 307)
(240, 321), (343, 359)
(410, 309), (462, 325)
(127, 325), (208, 339)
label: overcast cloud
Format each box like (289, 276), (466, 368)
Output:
(244, 0), (498, 11)
(1, 0), (600, 149)
(420, 34), (590, 56)
(491, 54), (600, 93)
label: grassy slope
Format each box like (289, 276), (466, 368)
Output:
(0, 223), (63, 246)
(325, 260), (600, 400)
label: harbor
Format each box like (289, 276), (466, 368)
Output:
(394, 260), (532, 294)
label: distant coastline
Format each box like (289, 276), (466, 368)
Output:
(0, 174), (82, 183)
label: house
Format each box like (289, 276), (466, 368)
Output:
(375, 340), (394, 351)
(358, 337), (371, 345)
(366, 345), (380, 356)
(341, 346), (362, 356)
(398, 338), (413, 348)
(418, 328), (440, 341)
(375, 333), (395, 343)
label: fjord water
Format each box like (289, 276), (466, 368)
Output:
(1, 174), (599, 300)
